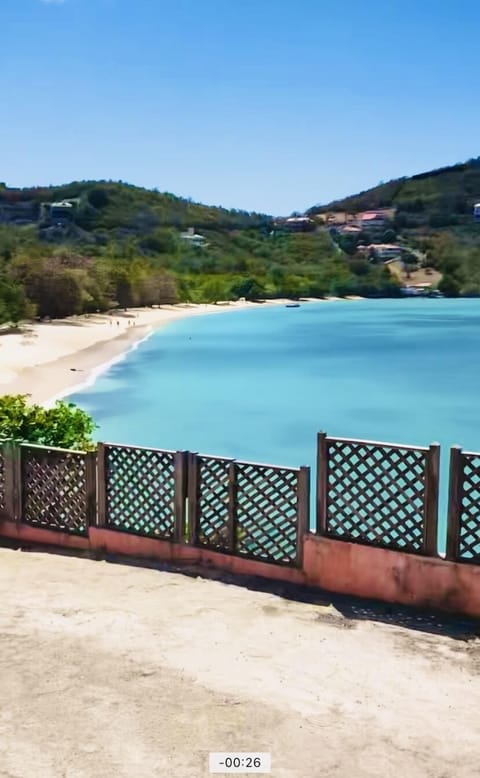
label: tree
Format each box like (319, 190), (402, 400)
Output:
(199, 277), (230, 303)
(23, 267), (83, 318)
(87, 187), (110, 209)
(438, 274), (461, 297)
(0, 395), (96, 450)
(0, 276), (31, 324)
(230, 278), (266, 301)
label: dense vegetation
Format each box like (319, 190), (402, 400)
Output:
(0, 180), (402, 323)
(0, 395), (96, 449)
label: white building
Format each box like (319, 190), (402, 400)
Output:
(180, 227), (207, 247)
(474, 203), (480, 222)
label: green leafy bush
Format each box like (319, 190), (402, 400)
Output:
(0, 395), (97, 450)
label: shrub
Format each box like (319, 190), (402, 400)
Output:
(0, 395), (97, 450)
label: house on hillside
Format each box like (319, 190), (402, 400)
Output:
(325, 212), (356, 226)
(365, 243), (403, 261)
(40, 199), (79, 226)
(180, 227), (207, 247)
(338, 225), (362, 235)
(358, 211), (388, 236)
(283, 216), (316, 232)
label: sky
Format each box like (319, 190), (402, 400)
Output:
(1, 0), (479, 214)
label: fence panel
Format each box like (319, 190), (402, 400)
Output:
(21, 444), (94, 535)
(192, 454), (232, 552)
(447, 448), (480, 562)
(0, 440), (6, 516)
(316, 433), (439, 554)
(235, 461), (302, 565)
(99, 443), (180, 540)
(192, 454), (307, 566)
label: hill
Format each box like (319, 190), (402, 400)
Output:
(308, 157), (480, 230)
(308, 158), (480, 297)
(0, 180), (401, 324)
(0, 180), (271, 233)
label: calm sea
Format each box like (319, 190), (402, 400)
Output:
(70, 299), (480, 549)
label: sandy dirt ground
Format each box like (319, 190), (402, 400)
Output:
(0, 548), (478, 778)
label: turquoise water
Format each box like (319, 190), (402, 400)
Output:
(70, 299), (480, 548)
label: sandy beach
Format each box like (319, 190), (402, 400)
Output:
(0, 300), (316, 405)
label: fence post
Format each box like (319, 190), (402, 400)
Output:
(174, 451), (188, 543)
(187, 452), (200, 545)
(296, 465), (310, 567)
(85, 450), (97, 530)
(423, 442), (440, 556)
(96, 443), (107, 528)
(316, 432), (328, 535)
(2, 440), (15, 522)
(446, 446), (463, 561)
(3, 440), (22, 523)
(227, 461), (237, 553)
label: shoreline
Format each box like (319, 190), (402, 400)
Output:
(0, 299), (330, 406)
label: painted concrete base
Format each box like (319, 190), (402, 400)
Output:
(303, 535), (480, 618)
(1, 521), (479, 618)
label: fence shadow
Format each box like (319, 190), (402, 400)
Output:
(2, 534), (478, 641)
(99, 549), (480, 641)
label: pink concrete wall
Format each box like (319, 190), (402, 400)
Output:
(0, 521), (304, 586)
(303, 534), (480, 618)
(1, 520), (480, 618)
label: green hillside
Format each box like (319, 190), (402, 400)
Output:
(0, 180), (402, 324)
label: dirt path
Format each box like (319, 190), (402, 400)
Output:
(0, 549), (478, 777)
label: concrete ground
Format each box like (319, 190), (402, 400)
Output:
(0, 548), (479, 778)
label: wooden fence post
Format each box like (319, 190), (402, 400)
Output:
(446, 446), (464, 561)
(227, 461), (237, 553)
(85, 450), (97, 530)
(187, 452), (200, 545)
(423, 442), (440, 556)
(296, 465), (310, 567)
(96, 443), (107, 528)
(2, 440), (14, 522)
(3, 440), (22, 523)
(174, 451), (188, 543)
(316, 432), (328, 535)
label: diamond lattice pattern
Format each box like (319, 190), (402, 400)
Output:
(0, 444), (5, 513)
(105, 445), (175, 538)
(197, 456), (230, 550)
(22, 446), (88, 534)
(326, 440), (426, 551)
(236, 463), (298, 564)
(458, 454), (480, 560)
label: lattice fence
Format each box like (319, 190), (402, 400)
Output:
(21, 445), (90, 535)
(236, 462), (301, 564)
(194, 455), (231, 551)
(317, 434), (438, 553)
(447, 449), (480, 562)
(191, 454), (307, 566)
(100, 444), (178, 539)
(0, 440), (6, 515)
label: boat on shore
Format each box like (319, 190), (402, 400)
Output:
(285, 303), (301, 308)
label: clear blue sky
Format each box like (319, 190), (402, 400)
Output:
(1, 0), (479, 214)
